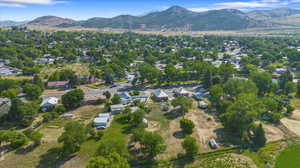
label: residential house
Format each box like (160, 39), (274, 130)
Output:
(174, 87), (190, 97)
(40, 97), (58, 112)
(47, 81), (70, 90)
(0, 64), (22, 76)
(153, 90), (169, 102)
(94, 113), (111, 128)
(119, 92), (150, 105)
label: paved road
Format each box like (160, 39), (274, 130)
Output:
(42, 82), (200, 101)
(42, 82), (132, 101)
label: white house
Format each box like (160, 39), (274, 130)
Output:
(40, 97), (58, 112)
(153, 90), (169, 102)
(110, 104), (125, 114)
(174, 87), (190, 96)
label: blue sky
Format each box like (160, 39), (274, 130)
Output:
(0, 0), (300, 21)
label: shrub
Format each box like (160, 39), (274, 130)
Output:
(180, 119), (195, 135)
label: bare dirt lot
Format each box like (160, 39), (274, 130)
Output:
(281, 118), (300, 137)
(262, 123), (285, 143)
(186, 102), (223, 152)
(291, 110), (300, 121)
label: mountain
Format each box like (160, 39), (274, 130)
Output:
(32, 6), (300, 31)
(0, 20), (27, 27)
(60, 6), (268, 31)
(28, 16), (75, 26)
(247, 8), (300, 21)
(272, 14), (300, 26)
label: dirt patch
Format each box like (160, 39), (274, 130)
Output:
(281, 118), (300, 137)
(159, 118), (184, 159)
(291, 110), (300, 121)
(146, 121), (160, 132)
(186, 102), (223, 152)
(262, 123), (285, 143)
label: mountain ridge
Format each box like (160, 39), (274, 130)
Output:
(12, 6), (300, 30)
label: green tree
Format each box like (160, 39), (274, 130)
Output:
(284, 81), (295, 95)
(111, 93), (121, 104)
(24, 129), (43, 146)
(182, 136), (199, 158)
(62, 89), (84, 110)
(87, 152), (130, 168)
(223, 78), (258, 98)
(23, 84), (42, 100)
(297, 80), (300, 97)
(132, 129), (166, 159)
(172, 96), (193, 116)
(1, 88), (19, 99)
(58, 121), (86, 156)
(250, 72), (272, 95)
(209, 84), (225, 112)
(251, 124), (266, 148)
(180, 119), (195, 135)
(103, 91), (111, 100)
(221, 94), (263, 139)
(129, 109), (145, 128)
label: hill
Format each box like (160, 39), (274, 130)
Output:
(272, 14), (300, 26)
(0, 20), (27, 27)
(28, 16), (75, 26)
(28, 7), (300, 31)
(60, 6), (269, 31)
(247, 8), (300, 21)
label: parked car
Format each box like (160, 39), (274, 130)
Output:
(209, 139), (218, 149)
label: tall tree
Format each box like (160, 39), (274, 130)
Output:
(62, 89), (84, 110)
(182, 136), (199, 158)
(58, 121), (86, 156)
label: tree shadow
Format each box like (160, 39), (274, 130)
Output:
(164, 109), (182, 120)
(36, 147), (76, 168)
(173, 131), (185, 139)
(170, 154), (195, 168)
(15, 144), (38, 155)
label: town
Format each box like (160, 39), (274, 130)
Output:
(1, 27), (300, 168)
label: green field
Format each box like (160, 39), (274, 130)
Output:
(275, 144), (300, 168)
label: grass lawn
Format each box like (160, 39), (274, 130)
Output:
(275, 144), (300, 168)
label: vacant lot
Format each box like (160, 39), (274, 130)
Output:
(262, 123), (285, 143)
(39, 63), (90, 79)
(275, 144), (300, 168)
(186, 101), (223, 152)
(281, 118), (300, 137)
(290, 98), (300, 120)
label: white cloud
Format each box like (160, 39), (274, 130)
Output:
(0, 2), (24, 7)
(188, 7), (222, 12)
(215, 1), (270, 8)
(0, 0), (67, 5)
(214, 0), (292, 9)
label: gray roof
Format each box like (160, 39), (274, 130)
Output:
(153, 90), (168, 98)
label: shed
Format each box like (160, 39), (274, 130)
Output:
(110, 104), (125, 114)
